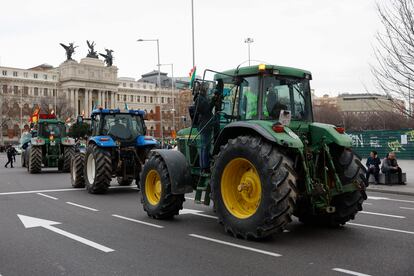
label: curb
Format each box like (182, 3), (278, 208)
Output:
(367, 187), (414, 197)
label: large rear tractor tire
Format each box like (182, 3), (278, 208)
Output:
(211, 136), (297, 239)
(28, 146), (42, 174)
(62, 146), (75, 173)
(71, 152), (85, 188)
(296, 148), (366, 226)
(84, 144), (112, 194)
(140, 154), (184, 219)
(117, 177), (133, 186)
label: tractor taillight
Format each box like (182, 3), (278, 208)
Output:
(272, 124), (285, 133)
(49, 135), (54, 141)
(335, 127), (345, 134)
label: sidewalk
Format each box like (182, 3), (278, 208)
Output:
(363, 159), (414, 196)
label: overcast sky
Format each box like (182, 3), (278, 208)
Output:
(0, 0), (381, 96)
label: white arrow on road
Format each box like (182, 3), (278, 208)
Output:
(17, 214), (114, 253)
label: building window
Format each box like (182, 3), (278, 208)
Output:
(2, 85), (7, 93)
(34, 87), (39, 96)
(34, 73), (38, 79)
(130, 95), (133, 102)
(144, 96), (147, 102)
(117, 94), (120, 101)
(43, 74), (47, 80)
(23, 86), (29, 96)
(1, 70), (6, 76)
(13, 71), (18, 77)
(123, 95), (127, 101)
(143, 84), (146, 89)
(52, 75), (57, 80)
(13, 86), (18, 95)
(53, 89), (56, 97)
(137, 96), (140, 102)
(130, 83), (133, 88)
(123, 83), (126, 87)
(43, 88), (48, 96)
(161, 97), (164, 104)
(150, 97), (153, 103)
(23, 72), (28, 78)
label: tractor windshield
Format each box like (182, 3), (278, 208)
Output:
(100, 114), (144, 140)
(39, 122), (66, 138)
(261, 76), (311, 121)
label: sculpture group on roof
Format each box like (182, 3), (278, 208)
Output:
(59, 40), (114, 67)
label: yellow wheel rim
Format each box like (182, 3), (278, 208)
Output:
(221, 158), (262, 219)
(145, 169), (162, 205)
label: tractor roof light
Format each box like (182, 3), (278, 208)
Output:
(272, 123), (285, 133)
(49, 135), (54, 141)
(258, 64), (266, 71)
(99, 137), (110, 141)
(334, 127), (345, 134)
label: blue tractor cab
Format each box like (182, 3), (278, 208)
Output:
(70, 108), (158, 193)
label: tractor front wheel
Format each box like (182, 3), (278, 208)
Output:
(84, 144), (112, 194)
(62, 146), (75, 172)
(71, 152), (85, 188)
(211, 136), (297, 239)
(140, 154), (184, 219)
(28, 146), (42, 174)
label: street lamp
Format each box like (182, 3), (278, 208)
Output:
(137, 38), (164, 145)
(191, 0), (195, 68)
(244, 37), (254, 66)
(160, 63), (175, 131)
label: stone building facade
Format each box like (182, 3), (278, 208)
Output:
(0, 58), (190, 144)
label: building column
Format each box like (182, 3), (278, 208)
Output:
(109, 91), (113, 109)
(83, 89), (88, 117)
(74, 88), (79, 116)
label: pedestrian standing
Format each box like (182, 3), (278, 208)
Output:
(4, 145), (16, 168)
(366, 150), (381, 184)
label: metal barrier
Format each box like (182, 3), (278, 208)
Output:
(347, 129), (414, 160)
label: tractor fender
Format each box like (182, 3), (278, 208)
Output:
(213, 121), (303, 154)
(151, 149), (193, 194)
(88, 136), (117, 148)
(136, 135), (159, 147)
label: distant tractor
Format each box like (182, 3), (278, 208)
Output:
(70, 108), (158, 194)
(140, 64), (367, 239)
(22, 114), (75, 173)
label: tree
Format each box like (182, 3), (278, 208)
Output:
(371, 0), (414, 118)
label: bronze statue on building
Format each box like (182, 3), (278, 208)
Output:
(86, 40), (98, 58)
(59, 42), (78, 60)
(99, 49), (114, 67)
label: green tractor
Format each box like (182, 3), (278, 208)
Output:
(22, 114), (75, 173)
(140, 64), (367, 239)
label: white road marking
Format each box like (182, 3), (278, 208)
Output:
(400, 207), (414, 210)
(185, 197), (195, 201)
(17, 214), (114, 253)
(66, 202), (98, 212)
(0, 186), (136, 196)
(363, 202), (372, 205)
(37, 193), (58, 200)
(189, 234), (282, 257)
(359, 211), (405, 219)
(112, 214), (164, 228)
(348, 222), (414, 235)
(180, 208), (218, 219)
(332, 268), (371, 276)
(368, 196), (414, 204)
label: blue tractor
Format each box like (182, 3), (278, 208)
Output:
(70, 108), (158, 194)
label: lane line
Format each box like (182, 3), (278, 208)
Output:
(189, 234), (282, 257)
(180, 208), (218, 219)
(112, 214), (164, 228)
(185, 197), (195, 201)
(66, 202), (98, 212)
(332, 268), (371, 276)
(348, 222), (414, 235)
(400, 207), (414, 210)
(368, 196), (414, 204)
(37, 193), (58, 200)
(0, 186), (136, 196)
(359, 211), (405, 219)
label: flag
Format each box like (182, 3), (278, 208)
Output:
(30, 106), (41, 123)
(189, 66), (196, 88)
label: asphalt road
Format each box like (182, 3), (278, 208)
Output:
(1, 154), (414, 276)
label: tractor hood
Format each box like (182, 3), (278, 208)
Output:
(308, 122), (352, 147)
